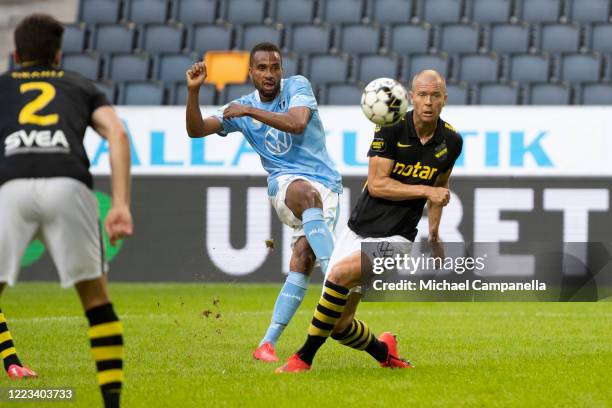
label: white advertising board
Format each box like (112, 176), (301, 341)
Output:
(84, 106), (612, 176)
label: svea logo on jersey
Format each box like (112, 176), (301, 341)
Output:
(4, 129), (70, 156)
(264, 128), (292, 155)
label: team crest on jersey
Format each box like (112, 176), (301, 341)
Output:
(264, 128), (292, 155)
(279, 98), (287, 110)
(434, 141), (448, 161)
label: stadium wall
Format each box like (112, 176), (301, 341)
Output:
(19, 107), (612, 283)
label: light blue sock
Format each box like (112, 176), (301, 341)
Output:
(260, 271), (309, 347)
(302, 207), (334, 274)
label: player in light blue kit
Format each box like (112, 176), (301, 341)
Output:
(185, 43), (342, 362)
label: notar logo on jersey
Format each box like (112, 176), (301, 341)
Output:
(392, 161), (438, 180)
(264, 128), (292, 155)
(4, 129), (70, 156)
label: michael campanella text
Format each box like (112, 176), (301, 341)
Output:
(372, 279), (547, 292)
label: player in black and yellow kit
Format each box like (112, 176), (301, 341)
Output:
(277, 70), (463, 372)
(0, 14), (132, 408)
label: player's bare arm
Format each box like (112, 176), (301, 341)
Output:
(185, 61), (223, 138)
(427, 168), (452, 242)
(91, 106), (133, 245)
(367, 156), (450, 205)
(223, 105), (310, 134)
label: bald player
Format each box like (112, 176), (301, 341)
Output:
(276, 70), (463, 372)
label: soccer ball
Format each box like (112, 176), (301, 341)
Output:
(360, 78), (409, 126)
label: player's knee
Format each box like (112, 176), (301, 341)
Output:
(328, 263), (358, 288)
(287, 182), (322, 212)
(301, 188), (322, 208)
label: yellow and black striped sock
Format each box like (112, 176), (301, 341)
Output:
(331, 318), (388, 362)
(86, 303), (123, 408)
(0, 308), (22, 371)
(297, 280), (349, 365)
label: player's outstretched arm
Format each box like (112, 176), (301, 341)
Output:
(223, 105), (310, 134)
(427, 168), (453, 242)
(91, 106), (133, 245)
(185, 61), (223, 138)
(367, 156), (450, 204)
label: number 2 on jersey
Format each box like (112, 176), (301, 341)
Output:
(18, 81), (59, 126)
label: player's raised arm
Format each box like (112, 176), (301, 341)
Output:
(185, 61), (222, 138)
(91, 105), (133, 245)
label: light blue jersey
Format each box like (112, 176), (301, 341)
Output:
(212, 75), (342, 194)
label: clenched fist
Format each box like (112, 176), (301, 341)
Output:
(104, 205), (133, 246)
(186, 61), (207, 90)
(427, 187), (450, 206)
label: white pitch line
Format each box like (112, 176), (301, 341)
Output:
(6, 310), (612, 323)
(8, 313), (172, 323)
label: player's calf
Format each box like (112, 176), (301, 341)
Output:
(86, 303), (124, 408)
(258, 273), (307, 349)
(331, 290), (360, 335)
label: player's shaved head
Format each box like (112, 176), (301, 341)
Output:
(411, 70), (447, 94)
(410, 70), (448, 126)
(14, 13), (64, 65)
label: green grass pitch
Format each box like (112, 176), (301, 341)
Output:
(1, 283), (611, 407)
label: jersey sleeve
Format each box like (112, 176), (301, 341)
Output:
(210, 102), (241, 137)
(452, 136), (463, 165)
(367, 123), (401, 160)
(83, 79), (111, 115)
(447, 133), (463, 170)
(287, 76), (317, 110)
(78, 76), (111, 128)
